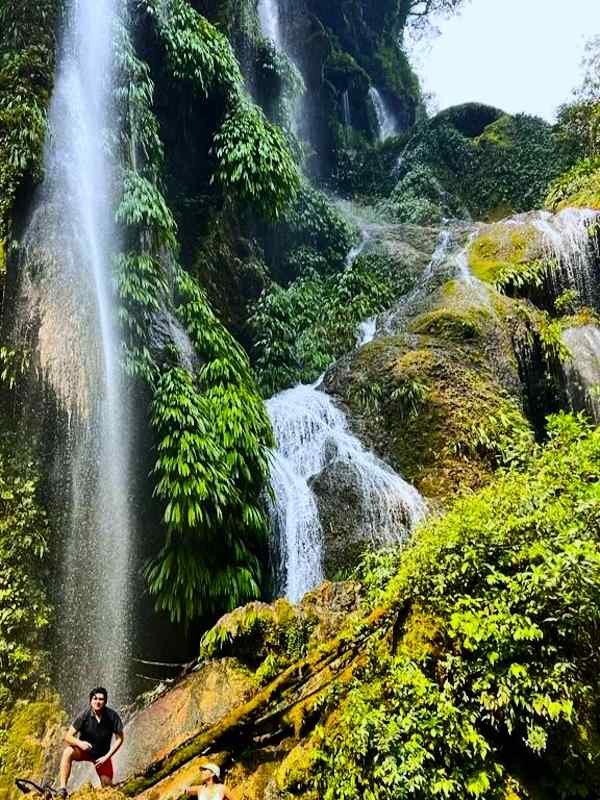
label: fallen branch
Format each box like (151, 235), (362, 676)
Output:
(120, 606), (393, 796)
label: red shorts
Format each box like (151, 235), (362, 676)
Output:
(72, 747), (114, 781)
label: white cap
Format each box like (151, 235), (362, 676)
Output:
(202, 763), (221, 779)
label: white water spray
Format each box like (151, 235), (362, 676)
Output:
(20, 0), (133, 708)
(258, 0), (281, 48)
(267, 384), (426, 602)
(529, 208), (600, 305)
(369, 87), (398, 141)
(562, 325), (600, 422)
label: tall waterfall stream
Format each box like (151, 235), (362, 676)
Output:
(19, 0), (132, 708)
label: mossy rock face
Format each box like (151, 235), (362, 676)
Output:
(199, 583), (361, 671)
(324, 279), (536, 502)
(467, 221), (546, 286)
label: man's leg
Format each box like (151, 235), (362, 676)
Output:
(58, 746), (86, 791)
(96, 758), (114, 788)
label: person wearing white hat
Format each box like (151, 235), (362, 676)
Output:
(184, 763), (235, 800)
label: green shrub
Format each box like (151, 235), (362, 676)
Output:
(313, 413), (600, 799)
(0, 0), (58, 236)
(213, 100), (300, 220)
(0, 440), (51, 708)
(545, 156), (600, 212)
(250, 253), (410, 395)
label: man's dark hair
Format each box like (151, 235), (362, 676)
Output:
(89, 686), (108, 702)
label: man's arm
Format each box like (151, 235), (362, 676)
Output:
(95, 731), (124, 765)
(184, 787), (201, 796)
(223, 786), (236, 800)
(63, 725), (92, 751)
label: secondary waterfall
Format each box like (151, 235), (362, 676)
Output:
(267, 383), (426, 602)
(562, 325), (600, 422)
(528, 208), (600, 307)
(19, 0), (132, 708)
(342, 90), (352, 127)
(369, 87), (398, 142)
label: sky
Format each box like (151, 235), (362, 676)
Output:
(410, 0), (600, 121)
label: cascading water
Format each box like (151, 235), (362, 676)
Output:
(267, 216), (427, 601)
(562, 325), (600, 422)
(529, 208), (600, 307)
(19, 0), (133, 708)
(267, 384), (426, 602)
(342, 90), (351, 127)
(258, 0), (281, 49)
(369, 87), (398, 142)
(356, 318), (376, 346)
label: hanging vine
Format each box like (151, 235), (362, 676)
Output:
(113, 1), (297, 623)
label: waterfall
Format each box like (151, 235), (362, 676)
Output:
(19, 0), (133, 708)
(356, 318), (376, 346)
(342, 90), (351, 128)
(562, 325), (600, 422)
(528, 209), (600, 307)
(267, 381), (426, 602)
(258, 0), (281, 49)
(369, 87), (398, 142)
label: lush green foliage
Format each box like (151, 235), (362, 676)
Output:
(312, 414), (600, 799)
(545, 156), (600, 212)
(213, 100), (300, 220)
(554, 35), (600, 162)
(115, 16), (274, 624)
(142, 0), (242, 99)
(0, 439), (51, 708)
(388, 114), (571, 223)
(545, 38), (600, 213)
(265, 184), (356, 282)
(141, 0), (298, 220)
(0, 0), (57, 236)
(250, 253), (410, 395)
(145, 337), (273, 623)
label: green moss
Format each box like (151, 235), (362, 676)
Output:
(344, 332), (533, 501)
(409, 306), (490, 341)
(476, 113), (515, 148)
(467, 222), (547, 287)
(200, 599), (314, 668)
(0, 696), (66, 800)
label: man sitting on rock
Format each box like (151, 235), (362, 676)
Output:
(185, 763), (235, 800)
(57, 687), (124, 796)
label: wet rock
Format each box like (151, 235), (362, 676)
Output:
(148, 310), (198, 372)
(310, 457), (374, 577)
(117, 660), (255, 779)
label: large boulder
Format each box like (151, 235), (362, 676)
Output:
(116, 660), (255, 779)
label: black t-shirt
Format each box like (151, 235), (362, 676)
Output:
(71, 707), (123, 759)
